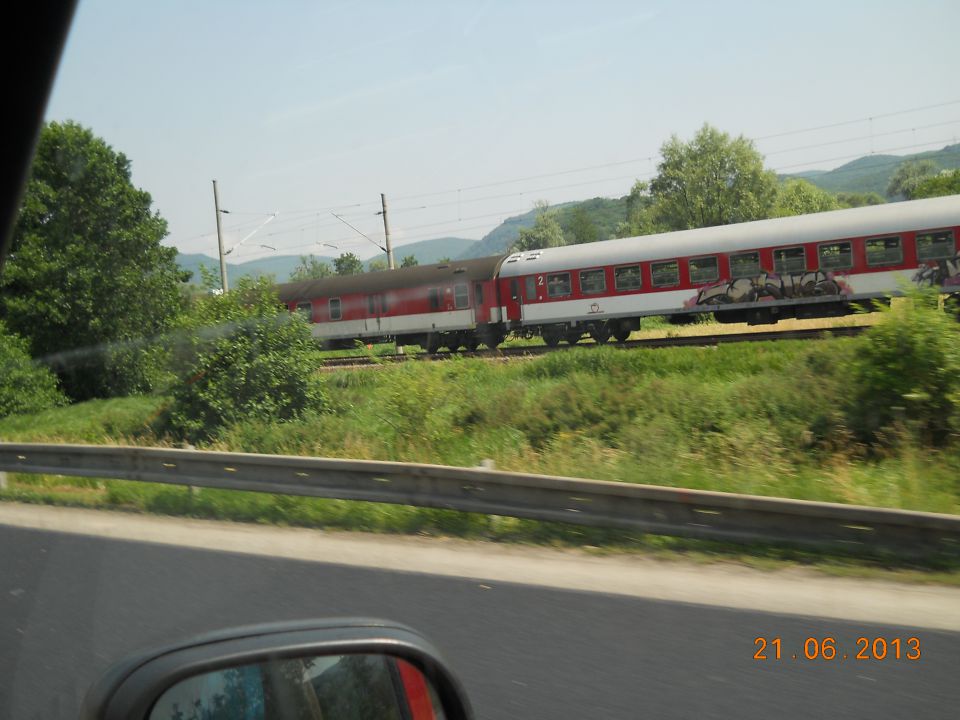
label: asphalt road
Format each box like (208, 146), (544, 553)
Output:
(1, 523), (958, 720)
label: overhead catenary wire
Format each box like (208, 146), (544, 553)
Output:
(178, 99), (960, 257)
(201, 100), (960, 229)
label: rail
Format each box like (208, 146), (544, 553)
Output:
(1, 443), (957, 557)
(321, 326), (868, 368)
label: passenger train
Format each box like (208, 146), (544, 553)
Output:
(276, 195), (960, 352)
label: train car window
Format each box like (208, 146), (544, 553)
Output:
(547, 272), (572, 297)
(329, 298), (342, 321)
(367, 295), (376, 315)
(651, 260), (680, 287)
(475, 283), (484, 305)
(428, 288), (440, 310)
(454, 283), (469, 309)
(729, 251), (760, 278)
(614, 265), (641, 291)
(579, 269), (606, 294)
(295, 302), (312, 319)
(688, 256), (719, 284)
(865, 236), (903, 267)
(818, 241), (853, 270)
(525, 275), (537, 300)
(773, 246), (806, 274)
(916, 230), (955, 261)
(381, 293), (389, 314)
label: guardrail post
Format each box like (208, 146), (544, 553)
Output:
(0, 471), (7, 490)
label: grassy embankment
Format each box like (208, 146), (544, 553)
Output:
(2, 327), (958, 576)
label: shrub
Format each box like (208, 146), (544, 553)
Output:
(161, 278), (326, 443)
(0, 321), (66, 417)
(846, 290), (960, 444)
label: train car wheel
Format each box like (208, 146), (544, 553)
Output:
(589, 326), (611, 344)
(613, 328), (631, 342)
(565, 331), (581, 345)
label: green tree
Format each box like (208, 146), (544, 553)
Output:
(835, 191), (886, 208)
(846, 289), (960, 444)
(436, 256), (452, 264)
(886, 159), (938, 200)
(649, 124), (778, 230)
(615, 180), (659, 238)
(0, 321), (66, 418)
(772, 179), (840, 217)
(514, 201), (566, 251)
(290, 254), (333, 281)
(568, 205), (599, 244)
(333, 252), (363, 276)
(367, 258), (388, 272)
(0, 121), (186, 400)
(162, 277), (326, 444)
(910, 169), (960, 200)
(400, 254), (419, 268)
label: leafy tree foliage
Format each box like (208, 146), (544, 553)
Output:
(162, 277), (326, 444)
(835, 191), (886, 208)
(400, 254), (418, 267)
(290, 255), (333, 281)
(0, 321), (66, 418)
(886, 159), (938, 199)
(846, 289), (960, 445)
(772, 179), (839, 217)
(568, 206), (599, 244)
(514, 201), (566, 251)
(0, 121), (186, 400)
(649, 124), (778, 230)
(615, 181), (659, 238)
(333, 252), (363, 276)
(910, 169), (960, 200)
(367, 259), (388, 272)
(436, 256), (452, 264)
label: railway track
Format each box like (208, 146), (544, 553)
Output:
(320, 324), (868, 369)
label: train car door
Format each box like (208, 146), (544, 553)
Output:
(365, 294), (385, 335)
(503, 277), (522, 322)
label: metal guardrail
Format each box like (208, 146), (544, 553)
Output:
(1, 443), (958, 556)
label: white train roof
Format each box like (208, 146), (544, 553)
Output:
(498, 195), (960, 277)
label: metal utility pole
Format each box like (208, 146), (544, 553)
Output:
(212, 179), (228, 292)
(380, 193), (395, 269)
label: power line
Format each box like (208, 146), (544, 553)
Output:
(196, 106), (958, 241)
(175, 100), (960, 253)
(752, 99), (960, 142)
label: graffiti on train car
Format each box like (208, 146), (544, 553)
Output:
(684, 270), (852, 309)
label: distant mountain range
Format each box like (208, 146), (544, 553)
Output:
(365, 236), (479, 267)
(177, 144), (960, 281)
(177, 236), (480, 284)
(781, 143), (960, 195)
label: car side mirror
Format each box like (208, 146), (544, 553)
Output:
(80, 619), (473, 720)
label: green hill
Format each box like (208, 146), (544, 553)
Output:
(175, 252), (336, 285)
(461, 197), (628, 258)
(782, 143), (960, 195)
(367, 236), (478, 266)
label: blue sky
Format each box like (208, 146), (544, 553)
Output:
(45, 0), (960, 261)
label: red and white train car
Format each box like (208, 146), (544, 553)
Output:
(497, 195), (960, 345)
(277, 256), (506, 352)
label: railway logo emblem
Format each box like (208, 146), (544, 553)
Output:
(589, 302), (602, 314)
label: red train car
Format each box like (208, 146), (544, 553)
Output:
(276, 256), (507, 352)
